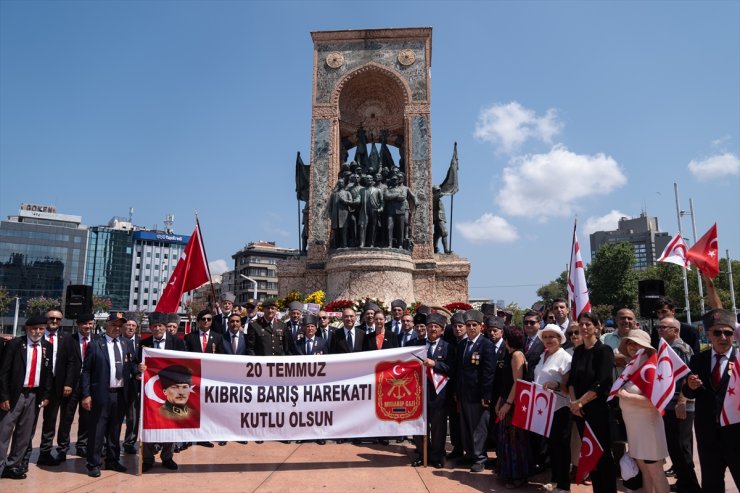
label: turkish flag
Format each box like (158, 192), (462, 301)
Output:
(720, 359), (740, 427)
(626, 351), (659, 405)
(156, 223), (210, 312)
(575, 421), (604, 484)
(686, 223), (720, 278)
(511, 380), (556, 437)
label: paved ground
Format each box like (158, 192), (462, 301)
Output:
(3, 424), (737, 492)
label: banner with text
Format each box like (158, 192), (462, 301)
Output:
(140, 346), (427, 442)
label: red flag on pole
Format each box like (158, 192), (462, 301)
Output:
(686, 223), (719, 278)
(511, 380), (558, 437)
(156, 222), (210, 313)
(575, 421), (604, 484)
(567, 221), (591, 319)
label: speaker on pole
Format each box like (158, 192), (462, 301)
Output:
(638, 279), (665, 318)
(65, 285), (93, 319)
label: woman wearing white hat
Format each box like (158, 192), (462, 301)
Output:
(617, 329), (669, 493)
(534, 324), (572, 493)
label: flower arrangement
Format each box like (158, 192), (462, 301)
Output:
(279, 290), (304, 310)
(354, 297), (388, 314)
(304, 290), (325, 306)
(25, 296), (62, 317)
(444, 301), (473, 312)
(324, 299), (355, 312)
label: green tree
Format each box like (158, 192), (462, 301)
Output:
(0, 287), (11, 333)
(25, 297), (62, 317)
(536, 271), (568, 307)
(587, 242), (638, 311)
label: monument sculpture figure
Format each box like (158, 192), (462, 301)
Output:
(432, 186), (450, 254)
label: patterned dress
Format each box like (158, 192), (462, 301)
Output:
(496, 350), (530, 482)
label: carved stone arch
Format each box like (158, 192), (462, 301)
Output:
(331, 62), (412, 147)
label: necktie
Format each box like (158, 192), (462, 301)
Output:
(26, 343), (38, 387)
(49, 334), (55, 345)
(82, 337), (88, 357)
(427, 342), (435, 359)
(155, 339), (162, 349)
(202, 332), (208, 352)
(232, 334), (238, 354)
(525, 337), (532, 352)
(394, 322), (400, 335)
(113, 338), (123, 380)
(307, 339), (313, 355)
(346, 330), (353, 352)
(465, 340), (473, 359)
(711, 354), (723, 389)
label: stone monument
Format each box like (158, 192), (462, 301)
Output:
(278, 27), (470, 305)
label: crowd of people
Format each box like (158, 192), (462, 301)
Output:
(0, 291), (738, 493)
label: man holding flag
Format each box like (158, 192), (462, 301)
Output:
(683, 308), (740, 492)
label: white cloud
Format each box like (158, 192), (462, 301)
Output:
(584, 210), (628, 235)
(496, 145), (627, 219)
(209, 259), (229, 275)
(456, 213), (519, 243)
(688, 153), (740, 182)
(474, 101), (561, 154)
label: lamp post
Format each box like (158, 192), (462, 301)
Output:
(240, 274), (258, 301)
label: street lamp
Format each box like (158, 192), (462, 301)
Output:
(240, 274), (258, 301)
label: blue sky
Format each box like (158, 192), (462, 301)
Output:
(1, 1), (738, 307)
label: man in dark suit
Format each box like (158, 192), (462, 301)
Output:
(122, 313), (143, 455)
(397, 314), (418, 347)
(485, 316), (507, 451)
(456, 309), (495, 473)
(247, 298), (291, 356)
(329, 308), (365, 354)
(81, 312), (140, 477)
(293, 314), (329, 355)
(25, 308), (65, 467)
(140, 312), (185, 472)
(357, 303), (378, 335)
(0, 316), (53, 480)
(412, 312), (454, 469)
(211, 292), (236, 334)
(446, 311), (468, 459)
(316, 310), (333, 346)
(55, 313), (95, 462)
(185, 309), (223, 355)
(683, 308), (740, 492)
(285, 301), (304, 339)
(522, 310), (545, 381)
(221, 313), (251, 356)
(385, 299), (407, 337)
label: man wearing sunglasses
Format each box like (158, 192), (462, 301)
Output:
(683, 308), (739, 492)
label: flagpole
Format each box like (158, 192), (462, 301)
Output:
(728, 249), (737, 315)
(195, 212), (217, 310)
(688, 198), (705, 313)
(567, 218), (577, 316)
(673, 183), (692, 324)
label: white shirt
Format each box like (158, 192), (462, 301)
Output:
(711, 347), (733, 378)
(152, 335), (166, 349)
(534, 347), (572, 386)
(45, 330), (59, 374)
(105, 335), (125, 388)
(78, 334), (90, 359)
(23, 337), (43, 387)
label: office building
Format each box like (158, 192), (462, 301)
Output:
(232, 241), (299, 304)
(589, 213), (672, 271)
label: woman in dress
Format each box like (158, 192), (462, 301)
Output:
(565, 322), (582, 356)
(495, 325), (529, 489)
(567, 312), (617, 493)
(363, 310), (398, 351)
(533, 324), (572, 493)
(617, 330), (670, 493)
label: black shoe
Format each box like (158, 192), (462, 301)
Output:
(197, 441), (215, 448)
(1, 468), (27, 480)
(174, 444), (183, 453)
(432, 461), (444, 469)
(104, 461), (127, 472)
(470, 462), (485, 473)
(123, 445), (137, 454)
(379, 439), (389, 446)
(37, 452), (61, 466)
(142, 462), (154, 473)
(669, 484), (678, 492)
(218, 442), (227, 446)
(237, 441), (249, 445)
(76, 448), (87, 457)
(161, 459), (178, 470)
(57, 452), (67, 462)
(256, 441), (264, 444)
(411, 458), (423, 467)
(446, 450), (463, 459)
(316, 440), (326, 445)
(87, 467), (101, 478)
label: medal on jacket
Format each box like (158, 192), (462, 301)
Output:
(472, 352), (480, 365)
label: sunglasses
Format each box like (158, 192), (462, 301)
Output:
(712, 329), (734, 338)
(657, 325), (674, 330)
(320, 316), (329, 319)
(48, 317), (62, 321)
(200, 317), (213, 321)
(566, 331), (580, 336)
(523, 320), (539, 326)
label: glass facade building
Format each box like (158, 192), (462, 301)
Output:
(0, 209), (88, 310)
(86, 226), (134, 310)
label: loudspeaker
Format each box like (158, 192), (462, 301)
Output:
(638, 279), (665, 318)
(65, 284), (93, 319)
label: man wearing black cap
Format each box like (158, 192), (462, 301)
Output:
(140, 311), (186, 466)
(412, 312), (454, 468)
(122, 312), (143, 455)
(358, 303), (378, 335)
(247, 298), (290, 356)
(0, 315), (53, 480)
(55, 313), (95, 462)
(445, 311), (468, 460)
(212, 292), (236, 334)
(456, 309), (495, 473)
(185, 309), (222, 355)
(413, 312), (428, 345)
(386, 299), (407, 337)
(683, 308), (740, 491)
(485, 316), (507, 452)
(293, 314), (328, 356)
(81, 311), (140, 477)
(165, 313), (180, 337)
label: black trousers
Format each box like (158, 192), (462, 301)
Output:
(56, 389), (90, 454)
(662, 409), (700, 493)
(694, 422), (740, 493)
(548, 407), (572, 491)
(123, 391), (140, 447)
(448, 401), (463, 454)
(87, 389), (127, 469)
(413, 405), (448, 462)
(574, 401), (617, 493)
